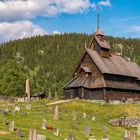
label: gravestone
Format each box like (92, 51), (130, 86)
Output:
(53, 128), (60, 136)
(92, 116), (96, 121)
(89, 136), (96, 140)
(129, 131), (136, 140)
(71, 124), (78, 130)
(37, 134), (46, 140)
(102, 135), (109, 140)
(26, 103), (31, 110)
(29, 129), (37, 140)
(102, 126), (108, 133)
(2, 118), (6, 125)
(15, 106), (21, 112)
(72, 111), (77, 121)
(3, 106), (9, 113)
(9, 121), (15, 131)
(54, 105), (59, 120)
(84, 126), (91, 136)
(15, 128), (22, 137)
(123, 130), (129, 140)
(67, 134), (75, 140)
(83, 112), (87, 119)
(41, 119), (47, 130)
(48, 91), (52, 100)
(137, 124), (140, 136)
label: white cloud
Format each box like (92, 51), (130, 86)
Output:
(52, 30), (61, 35)
(0, 0), (93, 22)
(98, 0), (111, 7)
(0, 21), (47, 43)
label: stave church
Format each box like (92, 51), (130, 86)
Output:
(63, 15), (140, 101)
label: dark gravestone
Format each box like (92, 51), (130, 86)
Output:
(71, 124), (78, 130)
(15, 128), (22, 137)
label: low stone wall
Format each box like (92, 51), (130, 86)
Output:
(109, 117), (140, 127)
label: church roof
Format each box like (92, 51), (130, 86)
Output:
(94, 36), (111, 50)
(86, 48), (140, 79)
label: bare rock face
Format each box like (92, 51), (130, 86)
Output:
(109, 117), (140, 127)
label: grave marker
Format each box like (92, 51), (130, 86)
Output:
(2, 118), (6, 125)
(29, 129), (37, 140)
(41, 119), (47, 130)
(72, 111), (77, 121)
(54, 105), (59, 120)
(9, 121), (15, 131)
(137, 124), (140, 136)
(37, 134), (46, 140)
(15, 128), (22, 137)
(53, 128), (60, 136)
(84, 126), (91, 136)
(83, 112), (87, 119)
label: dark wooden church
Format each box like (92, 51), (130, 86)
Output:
(63, 16), (140, 101)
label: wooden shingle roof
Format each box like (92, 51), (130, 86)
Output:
(86, 48), (140, 79)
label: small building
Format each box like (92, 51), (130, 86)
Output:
(63, 16), (140, 101)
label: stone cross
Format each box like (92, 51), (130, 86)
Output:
(37, 134), (46, 140)
(54, 105), (59, 120)
(72, 111), (77, 121)
(41, 119), (47, 130)
(84, 126), (91, 136)
(53, 128), (60, 136)
(9, 121), (15, 131)
(25, 79), (30, 101)
(29, 129), (37, 140)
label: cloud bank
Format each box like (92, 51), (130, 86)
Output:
(0, 0), (111, 43)
(0, 21), (46, 43)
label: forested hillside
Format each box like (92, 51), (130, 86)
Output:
(0, 33), (140, 97)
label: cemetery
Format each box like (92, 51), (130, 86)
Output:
(0, 99), (140, 140)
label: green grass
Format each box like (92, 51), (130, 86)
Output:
(0, 99), (140, 140)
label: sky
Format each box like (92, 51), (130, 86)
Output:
(0, 0), (140, 43)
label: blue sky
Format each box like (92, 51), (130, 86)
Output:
(0, 0), (140, 43)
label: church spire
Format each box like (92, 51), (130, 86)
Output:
(95, 12), (104, 36)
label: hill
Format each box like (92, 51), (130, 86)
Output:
(0, 33), (140, 97)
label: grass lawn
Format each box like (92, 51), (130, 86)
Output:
(0, 99), (140, 140)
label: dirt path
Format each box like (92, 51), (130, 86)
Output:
(46, 99), (72, 106)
